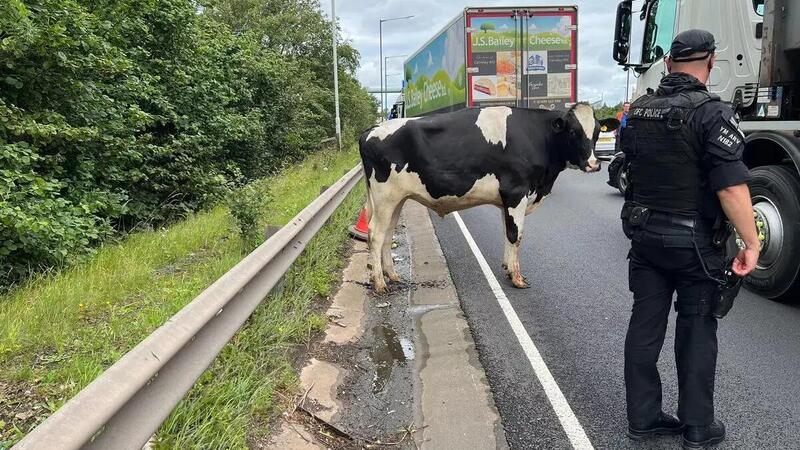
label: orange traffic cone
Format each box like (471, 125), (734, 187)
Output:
(348, 207), (369, 241)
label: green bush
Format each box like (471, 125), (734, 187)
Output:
(227, 184), (269, 250)
(0, 0), (378, 288)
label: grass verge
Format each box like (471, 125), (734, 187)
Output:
(0, 147), (363, 448)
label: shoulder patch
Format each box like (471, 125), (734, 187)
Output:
(707, 120), (744, 160)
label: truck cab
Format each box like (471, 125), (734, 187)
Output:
(613, 0), (800, 301)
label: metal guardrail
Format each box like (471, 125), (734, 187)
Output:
(13, 165), (364, 450)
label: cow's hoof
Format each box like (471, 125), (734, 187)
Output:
(373, 284), (389, 295)
(511, 276), (530, 289)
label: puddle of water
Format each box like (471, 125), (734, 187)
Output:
(399, 338), (415, 360)
(370, 324), (407, 394)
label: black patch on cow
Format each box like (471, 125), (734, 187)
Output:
(505, 212), (519, 244)
(358, 105), (598, 221)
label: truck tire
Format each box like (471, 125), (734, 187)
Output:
(741, 165), (800, 301)
(617, 168), (628, 196)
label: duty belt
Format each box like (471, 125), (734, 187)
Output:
(646, 213), (698, 229)
(634, 211), (713, 248)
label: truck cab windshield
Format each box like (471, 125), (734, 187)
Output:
(641, 0), (677, 64)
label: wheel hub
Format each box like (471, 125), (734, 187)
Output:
(742, 196), (784, 270)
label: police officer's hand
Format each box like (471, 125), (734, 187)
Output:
(732, 247), (759, 276)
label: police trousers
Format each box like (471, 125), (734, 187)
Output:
(625, 234), (723, 427)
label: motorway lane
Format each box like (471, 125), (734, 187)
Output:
(430, 167), (800, 449)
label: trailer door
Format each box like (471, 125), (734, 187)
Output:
(466, 7), (577, 110)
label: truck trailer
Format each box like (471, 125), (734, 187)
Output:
(612, 0), (800, 300)
(402, 6), (579, 117)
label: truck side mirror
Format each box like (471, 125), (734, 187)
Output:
(613, 1), (633, 64)
(753, 0), (764, 16)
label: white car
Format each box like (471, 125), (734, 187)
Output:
(595, 131), (617, 161)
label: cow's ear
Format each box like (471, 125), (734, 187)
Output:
(551, 116), (567, 133)
(598, 117), (621, 131)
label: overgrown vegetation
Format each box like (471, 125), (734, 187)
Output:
(0, 0), (377, 288)
(228, 184), (270, 249)
(0, 148), (363, 447)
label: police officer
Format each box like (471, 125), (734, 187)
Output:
(620, 30), (760, 449)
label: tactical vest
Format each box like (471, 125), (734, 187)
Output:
(622, 90), (717, 218)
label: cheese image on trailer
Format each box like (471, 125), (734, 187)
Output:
(496, 75), (517, 98)
(496, 51), (518, 75)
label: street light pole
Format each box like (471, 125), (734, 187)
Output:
(379, 20), (383, 120)
(331, 0), (341, 149)
(379, 16), (414, 120)
(383, 55), (407, 117)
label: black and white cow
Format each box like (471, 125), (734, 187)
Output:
(359, 103), (604, 294)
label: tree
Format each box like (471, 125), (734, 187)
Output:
(595, 102), (624, 120)
(0, 0), (378, 288)
(480, 22), (496, 32)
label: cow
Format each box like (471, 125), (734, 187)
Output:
(359, 103), (607, 294)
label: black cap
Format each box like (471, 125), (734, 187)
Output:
(669, 29), (716, 62)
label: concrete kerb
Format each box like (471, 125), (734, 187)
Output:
(404, 201), (507, 450)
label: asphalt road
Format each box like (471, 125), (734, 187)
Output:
(430, 167), (800, 450)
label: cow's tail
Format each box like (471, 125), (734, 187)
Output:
(364, 177), (373, 226)
(358, 131), (374, 226)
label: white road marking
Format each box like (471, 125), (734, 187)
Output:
(452, 211), (595, 450)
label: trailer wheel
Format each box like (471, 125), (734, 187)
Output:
(740, 165), (800, 301)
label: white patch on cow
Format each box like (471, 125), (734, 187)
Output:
(475, 106), (513, 148)
(525, 194), (548, 215)
(369, 164), (502, 217)
(571, 103), (599, 169)
(366, 118), (420, 141)
(572, 104), (595, 140)
(572, 103), (597, 171)
(507, 197), (528, 238)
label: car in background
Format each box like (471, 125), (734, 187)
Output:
(594, 117), (621, 161)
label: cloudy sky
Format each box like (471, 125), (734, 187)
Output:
(321, 0), (635, 106)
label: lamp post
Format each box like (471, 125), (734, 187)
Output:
(379, 15), (414, 120)
(384, 55), (407, 116)
(331, 0), (341, 149)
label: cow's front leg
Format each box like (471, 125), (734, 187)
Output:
(502, 194), (529, 289)
(500, 208), (514, 275)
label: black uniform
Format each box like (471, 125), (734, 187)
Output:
(620, 72), (749, 428)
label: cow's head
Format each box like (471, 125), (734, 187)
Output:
(551, 103), (602, 172)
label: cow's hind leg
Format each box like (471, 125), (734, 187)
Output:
(368, 196), (398, 295)
(502, 193), (529, 289)
(381, 198), (406, 283)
